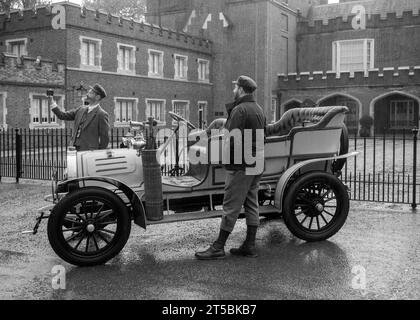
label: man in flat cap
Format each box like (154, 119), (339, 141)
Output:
(195, 75), (266, 260)
(49, 83), (110, 151)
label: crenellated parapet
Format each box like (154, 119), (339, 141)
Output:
(0, 2), (212, 53)
(278, 66), (420, 89)
(298, 9), (420, 34)
(0, 52), (65, 86)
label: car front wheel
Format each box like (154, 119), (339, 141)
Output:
(47, 187), (131, 266)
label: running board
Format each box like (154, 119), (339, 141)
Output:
(146, 205), (280, 225)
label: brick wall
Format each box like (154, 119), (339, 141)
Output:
(0, 54), (65, 128)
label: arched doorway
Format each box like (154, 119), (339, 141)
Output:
(318, 94), (361, 133)
(371, 92), (419, 135)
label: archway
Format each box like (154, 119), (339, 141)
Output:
(282, 99), (302, 113)
(370, 91), (420, 135)
(317, 93), (361, 133)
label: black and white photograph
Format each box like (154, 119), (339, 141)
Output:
(0, 0), (419, 306)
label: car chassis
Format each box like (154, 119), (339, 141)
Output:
(28, 106), (357, 267)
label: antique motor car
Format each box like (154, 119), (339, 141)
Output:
(29, 106), (357, 266)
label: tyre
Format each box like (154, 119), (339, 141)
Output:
(332, 125), (349, 173)
(283, 171), (349, 242)
(47, 187), (131, 267)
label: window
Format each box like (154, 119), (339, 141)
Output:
(332, 39), (374, 74)
(281, 13), (288, 32)
(80, 36), (102, 71)
(174, 54), (188, 80)
(30, 94), (64, 128)
(197, 59), (210, 82)
(0, 93), (7, 130)
(390, 100), (415, 129)
(114, 98), (137, 126)
(146, 99), (166, 125)
(6, 38), (27, 56)
(198, 101), (208, 129)
(172, 101), (189, 126)
(117, 43), (136, 74)
(280, 36), (288, 74)
(271, 97), (278, 123)
(148, 49), (164, 77)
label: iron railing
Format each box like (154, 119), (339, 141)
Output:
(0, 127), (419, 208)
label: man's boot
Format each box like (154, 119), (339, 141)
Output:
(230, 225), (258, 257)
(195, 229), (230, 260)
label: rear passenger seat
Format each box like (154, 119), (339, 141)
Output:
(265, 106), (349, 137)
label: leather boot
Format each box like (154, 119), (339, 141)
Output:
(230, 225), (258, 257)
(195, 229), (230, 260)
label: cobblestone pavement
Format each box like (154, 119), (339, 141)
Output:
(0, 180), (419, 300)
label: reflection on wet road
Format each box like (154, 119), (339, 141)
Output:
(0, 206), (419, 300)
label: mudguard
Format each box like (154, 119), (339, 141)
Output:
(274, 151), (358, 212)
(57, 176), (146, 229)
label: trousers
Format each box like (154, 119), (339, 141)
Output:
(220, 170), (262, 233)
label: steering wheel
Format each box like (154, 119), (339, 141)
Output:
(168, 111), (196, 130)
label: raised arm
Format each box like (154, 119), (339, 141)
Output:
(49, 96), (79, 121)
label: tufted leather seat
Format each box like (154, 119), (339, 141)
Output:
(265, 106), (349, 137)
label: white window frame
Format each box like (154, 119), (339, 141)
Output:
(197, 58), (210, 82)
(0, 92), (7, 130)
(117, 43), (136, 75)
(5, 38), (28, 56)
(79, 36), (102, 71)
(271, 96), (278, 123)
(174, 54), (188, 80)
(145, 99), (166, 126)
(29, 93), (65, 129)
(332, 39), (374, 75)
(172, 100), (190, 126)
(148, 49), (164, 78)
(198, 101), (208, 129)
(113, 97), (138, 127)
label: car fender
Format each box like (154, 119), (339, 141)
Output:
(274, 151), (358, 212)
(57, 176), (146, 229)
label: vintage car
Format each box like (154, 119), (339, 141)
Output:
(29, 106), (357, 266)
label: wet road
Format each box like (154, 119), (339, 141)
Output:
(0, 182), (419, 300)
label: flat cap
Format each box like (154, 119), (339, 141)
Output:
(233, 75), (257, 92)
(89, 83), (107, 99)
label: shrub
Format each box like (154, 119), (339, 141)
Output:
(359, 114), (374, 137)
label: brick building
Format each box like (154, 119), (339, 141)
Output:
(146, 0), (299, 122)
(278, 0), (420, 134)
(1, 0), (420, 134)
(0, 2), (213, 129)
(0, 53), (65, 129)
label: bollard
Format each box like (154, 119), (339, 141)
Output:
(142, 117), (163, 221)
(412, 127), (418, 210)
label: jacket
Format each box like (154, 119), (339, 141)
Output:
(223, 94), (266, 173)
(52, 104), (110, 151)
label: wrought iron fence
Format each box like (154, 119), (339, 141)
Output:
(0, 127), (419, 208)
(0, 127), (188, 182)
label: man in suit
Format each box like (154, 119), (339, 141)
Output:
(48, 84), (110, 151)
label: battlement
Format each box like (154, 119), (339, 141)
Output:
(0, 52), (65, 85)
(298, 9), (420, 34)
(278, 66), (420, 89)
(0, 2), (213, 53)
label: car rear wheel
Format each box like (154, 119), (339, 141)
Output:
(283, 171), (349, 242)
(47, 187), (131, 266)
